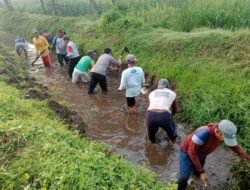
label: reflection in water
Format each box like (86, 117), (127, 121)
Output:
(25, 43), (232, 189)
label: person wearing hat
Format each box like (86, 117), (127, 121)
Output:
(146, 79), (177, 143)
(72, 50), (96, 84)
(118, 54), (145, 113)
(88, 48), (122, 94)
(63, 36), (81, 78)
(177, 119), (250, 190)
(32, 29), (52, 69)
(52, 28), (68, 66)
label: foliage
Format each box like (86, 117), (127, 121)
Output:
(0, 7), (250, 189)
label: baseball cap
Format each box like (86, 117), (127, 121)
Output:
(157, 79), (169, 89)
(218, 120), (238, 146)
(32, 29), (39, 34)
(126, 54), (136, 63)
(86, 50), (96, 55)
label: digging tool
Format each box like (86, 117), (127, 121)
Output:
(31, 49), (45, 66)
(118, 46), (130, 79)
(140, 84), (150, 94)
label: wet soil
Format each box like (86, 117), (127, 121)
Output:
(1, 33), (234, 189)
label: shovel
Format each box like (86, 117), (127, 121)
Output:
(31, 49), (45, 66)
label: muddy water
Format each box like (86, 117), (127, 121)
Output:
(3, 36), (233, 189)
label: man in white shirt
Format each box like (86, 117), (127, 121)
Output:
(118, 54), (145, 113)
(63, 36), (81, 78)
(146, 79), (177, 143)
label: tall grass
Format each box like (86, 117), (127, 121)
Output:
(3, 0), (250, 31)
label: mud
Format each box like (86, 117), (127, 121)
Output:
(0, 32), (235, 190)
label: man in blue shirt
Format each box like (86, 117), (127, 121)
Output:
(118, 54), (145, 113)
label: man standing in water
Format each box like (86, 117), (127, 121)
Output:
(88, 48), (122, 94)
(146, 79), (177, 143)
(177, 119), (250, 190)
(63, 36), (81, 78)
(118, 54), (145, 113)
(32, 29), (52, 69)
(52, 28), (68, 67)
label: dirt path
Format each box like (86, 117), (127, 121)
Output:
(2, 33), (234, 189)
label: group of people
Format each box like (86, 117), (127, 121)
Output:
(15, 28), (250, 190)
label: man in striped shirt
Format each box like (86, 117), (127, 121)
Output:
(177, 120), (250, 190)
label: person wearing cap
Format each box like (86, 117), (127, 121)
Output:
(177, 119), (250, 190)
(72, 50), (96, 84)
(88, 48), (122, 94)
(63, 36), (81, 78)
(32, 29), (52, 69)
(118, 54), (145, 113)
(146, 79), (177, 143)
(51, 28), (68, 66)
(15, 34), (27, 58)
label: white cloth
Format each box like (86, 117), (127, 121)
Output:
(72, 68), (90, 83)
(66, 41), (79, 59)
(148, 88), (176, 113)
(119, 66), (145, 97)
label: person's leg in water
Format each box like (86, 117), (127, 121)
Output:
(177, 149), (195, 190)
(126, 97), (137, 114)
(98, 74), (108, 94)
(160, 112), (177, 143)
(146, 111), (160, 143)
(88, 72), (98, 94)
(57, 54), (64, 66)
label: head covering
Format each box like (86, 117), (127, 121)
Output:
(104, 48), (112, 54)
(32, 28), (39, 34)
(86, 50), (96, 55)
(157, 79), (169, 89)
(218, 120), (238, 146)
(126, 54), (136, 63)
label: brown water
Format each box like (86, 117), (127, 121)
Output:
(3, 36), (234, 189)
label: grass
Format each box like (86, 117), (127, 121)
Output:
(0, 7), (249, 189)
(0, 45), (176, 189)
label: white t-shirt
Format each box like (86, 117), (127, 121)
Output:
(119, 66), (145, 97)
(66, 41), (79, 59)
(148, 88), (176, 112)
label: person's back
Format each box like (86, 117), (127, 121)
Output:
(54, 36), (67, 55)
(148, 88), (176, 112)
(15, 35), (27, 57)
(122, 66), (144, 97)
(91, 53), (121, 76)
(76, 56), (94, 72)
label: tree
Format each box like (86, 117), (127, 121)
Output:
(111, 0), (116, 6)
(40, 0), (46, 14)
(89, 0), (98, 18)
(3, 0), (14, 11)
(51, 0), (58, 15)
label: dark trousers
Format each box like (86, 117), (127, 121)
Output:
(88, 72), (107, 94)
(68, 56), (80, 78)
(146, 111), (177, 143)
(57, 54), (68, 66)
(177, 149), (206, 190)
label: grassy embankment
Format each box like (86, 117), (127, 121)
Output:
(0, 45), (174, 189)
(0, 4), (250, 188)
